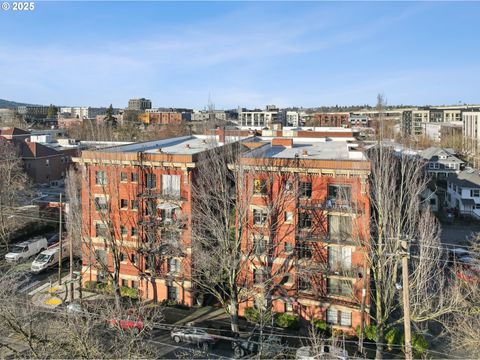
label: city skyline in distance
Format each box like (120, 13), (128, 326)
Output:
(1, 1), (479, 109)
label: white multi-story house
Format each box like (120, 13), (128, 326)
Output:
(60, 107), (106, 119)
(238, 109), (279, 128)
(420, 147), (464, 179)
(446, 169), (480, 219)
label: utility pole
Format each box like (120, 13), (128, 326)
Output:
(401, 238), (413, 360)
(69, 203), (74, 302)
(58, 193), (63, 285)
(358, 262), (368, 355)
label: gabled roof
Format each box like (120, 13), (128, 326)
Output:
(449, 169), (480, 188)
(420, 147), (464, 164)
(0, 127), (30, 136)
(15, 140), (60, 159)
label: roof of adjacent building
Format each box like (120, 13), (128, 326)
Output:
(98, 135), (232, 155)
(16, 141), (60, 158)
(449, 169), (480, 188)
(243, 138), (366, 161)
(0, 127), (30, 136)
(420, 147), (464, 164)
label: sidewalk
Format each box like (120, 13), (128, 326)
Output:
(30, 274), (102, 308)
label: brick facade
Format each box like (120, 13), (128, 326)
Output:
(236, 144), (371, 334)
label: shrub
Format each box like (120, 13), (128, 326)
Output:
(160, 299), (178, 307)
(274, 313), (299, 329)
(244, 307), (260, 323)
(120, 286), (138, 299)
(365, 324), (378, 342)
(385, 327), (400, 351)
(83, 281), (97, 290)
(313, 319), (328, 332)
(400, 332), (429, 356)
(356, 324), (378, 342)
(97, 282), (113, 294)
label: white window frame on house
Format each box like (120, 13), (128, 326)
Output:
(471, 189), (480, 197)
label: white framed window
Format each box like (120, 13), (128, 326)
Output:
(327, 308), (351, 327)
(471, 189), (480, 197)
(328, 246), (352, 271)
(162, 175), (181, 197)
(284, 211), (293, 223)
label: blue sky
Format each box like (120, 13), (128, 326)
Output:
(0, 1), (479, 109)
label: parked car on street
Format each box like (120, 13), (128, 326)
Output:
(170, 327), (217, 349)
(233, 333), (284, 359)
(448, 247), (471, 264)
(106, 316), (144, 333)
(46, 233), (59, 246)
(295, 345), (349, 360)
(30, 245), (68, 273)
(5, 237), (48, 263)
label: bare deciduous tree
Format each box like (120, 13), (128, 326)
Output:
(0, 138), (30, 251)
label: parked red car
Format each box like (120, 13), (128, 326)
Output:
(106, 317), (144, 333)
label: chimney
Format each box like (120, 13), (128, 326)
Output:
(218, 127), (225, 143)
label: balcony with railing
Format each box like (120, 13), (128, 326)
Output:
(298, 198), (365, 214)
(325, 264), (364, 279)
(137, 187), (186, 201)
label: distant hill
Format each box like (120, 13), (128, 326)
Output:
(0, 99), (42, 109)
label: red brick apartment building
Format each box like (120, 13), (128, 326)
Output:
(237, 137), (371, 333)
(311, 113), (350, 127)
(139, 112), (182, 125)
(74, 135), (234, 306)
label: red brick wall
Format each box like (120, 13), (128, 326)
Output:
(81, 162), (194, 306)
(238, 169), (370, 332)
(312, 113), (350, 127)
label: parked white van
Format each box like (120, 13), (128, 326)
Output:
(31, 245), (67, 273)
(5, 237), (48, 263)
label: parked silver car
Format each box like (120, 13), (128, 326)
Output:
(170, 327), (217, 349)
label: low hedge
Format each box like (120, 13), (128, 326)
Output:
(312, 319), (328, 332)
(274, 313), (299, 329)
(120, 286), (139, 299)
(244, 307), (260, 323)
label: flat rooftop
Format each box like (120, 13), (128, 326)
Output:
(244, 138), (366, 161)
(98, 135), (220, 155)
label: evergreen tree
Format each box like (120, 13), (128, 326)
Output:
(104, 104), (117, 127)
(47, 104), (58, 118)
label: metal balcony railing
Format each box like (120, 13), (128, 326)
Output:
(325, 265), (364, 279)
(298, 198), (364, 214)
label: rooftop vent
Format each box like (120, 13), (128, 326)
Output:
(302, 149), (309, 157)
(156, 148), (162, 153)
(202, 139), (207, 144)
(185, 144), (191, 149)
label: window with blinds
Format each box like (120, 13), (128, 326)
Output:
(328, 215), (352, 239)
(162, 175), (181, 197)
(328, 246), (352, 271)
(327, 308), (352, 327)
